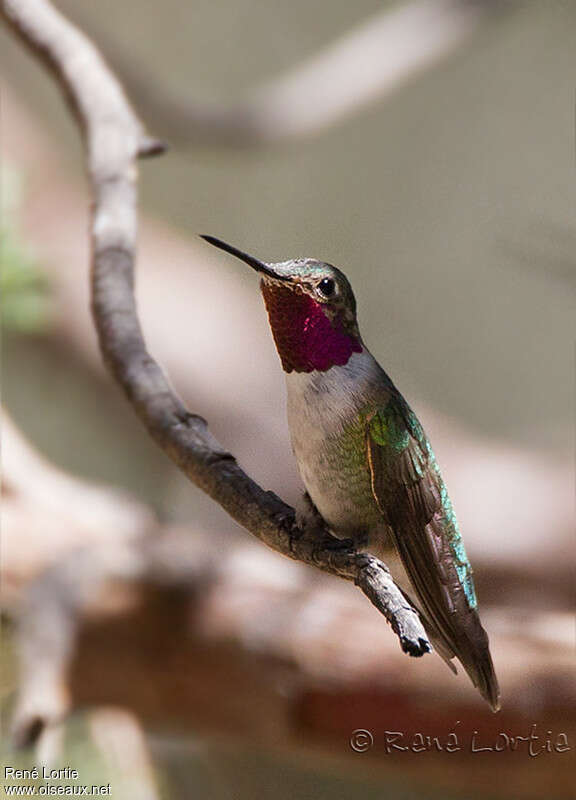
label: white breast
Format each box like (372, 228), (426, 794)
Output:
(285, 348), (382, 530)
(286, 348), (379, 425)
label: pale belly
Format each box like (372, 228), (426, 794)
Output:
(285, 350), (386, 535)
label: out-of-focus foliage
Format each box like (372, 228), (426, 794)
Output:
(1, 167), (50, 332)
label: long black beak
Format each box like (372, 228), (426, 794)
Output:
(200, 235), (289, 281)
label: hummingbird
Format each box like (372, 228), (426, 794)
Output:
(201, 235), (500, 712)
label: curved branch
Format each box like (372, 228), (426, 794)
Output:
(1, 0), (430, 658)
(114, 0), (507, 147)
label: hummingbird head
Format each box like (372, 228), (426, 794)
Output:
(201, 235), (363, 373)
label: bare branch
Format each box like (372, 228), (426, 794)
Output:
(113, 0), (507, 147)
(1, 0), (430, 664)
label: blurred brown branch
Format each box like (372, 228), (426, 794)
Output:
(10, 530), (575, 799)
(1, 409), (154, 610)
(112, 0), (508, 147)
(0, 0), (430, 688)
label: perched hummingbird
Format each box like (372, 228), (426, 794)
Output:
(201, 235), (500, 712)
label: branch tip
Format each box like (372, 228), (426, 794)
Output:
(138, 136), (167, 158)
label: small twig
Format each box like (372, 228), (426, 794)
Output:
(1, 0), (430, 670)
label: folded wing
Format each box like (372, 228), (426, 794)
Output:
(365, 394), (500, 711)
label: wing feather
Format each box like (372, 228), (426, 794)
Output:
(365, 396), (500, 711)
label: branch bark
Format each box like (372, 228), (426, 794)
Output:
(1, 0), (429, 658)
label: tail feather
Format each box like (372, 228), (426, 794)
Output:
(373, 543), (500, 710)
(424, 610), (500, 712)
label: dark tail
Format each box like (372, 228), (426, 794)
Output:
(424, 610), (500, 712)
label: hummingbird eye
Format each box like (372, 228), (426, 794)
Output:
(317, 277), (336, 298)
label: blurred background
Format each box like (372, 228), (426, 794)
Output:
(1, 1), (574, 798)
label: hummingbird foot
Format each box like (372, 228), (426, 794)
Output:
(314, 533), (356, 553)
(294, 493), (326, 538)
(295, 492), (367, 553)
(291, 495), (355, 557)
(295, 491), (325, 529)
